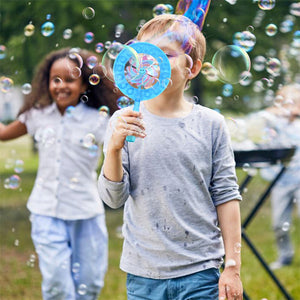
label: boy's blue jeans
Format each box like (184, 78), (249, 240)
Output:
(127, 268), (220, 300)
(30, 213), (108, 300)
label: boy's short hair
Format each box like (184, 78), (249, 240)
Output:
(137, 14), (206, 64)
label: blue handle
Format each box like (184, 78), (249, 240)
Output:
(126, 99), (140, 142)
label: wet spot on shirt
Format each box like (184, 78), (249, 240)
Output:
(178, 122), (185, 128)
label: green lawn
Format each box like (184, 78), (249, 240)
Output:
(0, 136), (299, 299)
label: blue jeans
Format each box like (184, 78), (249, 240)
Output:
(30, 214), (108, 300)
(127, 268), (220, 300)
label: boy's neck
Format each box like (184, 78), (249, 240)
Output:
(144, 94), (193, 118)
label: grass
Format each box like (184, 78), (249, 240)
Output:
(0, 136), (299, 299)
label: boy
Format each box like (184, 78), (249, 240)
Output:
(98, 14), (243, 300)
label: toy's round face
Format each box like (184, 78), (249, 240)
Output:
(113, 42), (171, 101)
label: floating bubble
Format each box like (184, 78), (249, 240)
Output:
(86, 56), (98, 69)
(212, 45), (251, 84)
(63, 28), (72, 40)
(117, 96), (134, 108)
(166, 4), (174, 13)
(95, 42), (104, 53)
(265, 23), (277, 36)
(280, 19), (294, 33)
(82, 133), (96, 148)
(225, 0), (237, 4)
(21, 83), (32, 95)
(293, 30), (300, 44)
(14, 160), (24, 173)
(239, 71), (252, 86)
(77, 284), (88, 296)
(99, 105), (110, 117)
(84, 32), (94, 44)
(253, 55), (266, 71)
(115, 24), (125, 38)
(105, 41), (112, 49)
(222, 84), (233, 97)
(242, 163), (250, 172)
(80, 94), (88, 103)
(153, 4), (169, 17)
(66, 106), (75, 116)
(24, 23), (35, 37)
(266, 57), (281, 77)
(89, 74), (100, 85)
(82, 7), (95, 19)
(233, 31), (256, 52)
(201, 62), (218, 82)
(136, 19), (146, 32)
(258, 0), (276, 10)
(102, 42), (126, 81)
(41, 21), (55, 37)
(215, 96), (223, 105)
(290, 2), (300, 17)
(88, 144), (99, 157)
(70, 67), (82, 79)
(46, 14), (51, 20)
(282, 222), (290, 232)
(4, 175), (21, 189)
(0, 77), (14, 93)
(0, 45), (6, 59)
(225, 258), (237, 267)
(68, 50), (83, 68)
(72, 262), (80, 274)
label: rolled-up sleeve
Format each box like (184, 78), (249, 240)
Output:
(210, 117), (242, 206)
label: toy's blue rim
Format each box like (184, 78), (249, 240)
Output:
(113, 42), (171, 101)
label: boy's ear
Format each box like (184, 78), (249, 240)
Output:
(188, 59), (202, 79)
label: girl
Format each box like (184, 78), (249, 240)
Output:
(0, 47), (120, 300)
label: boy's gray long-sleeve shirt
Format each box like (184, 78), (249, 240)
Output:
(98, 103), (242, 279)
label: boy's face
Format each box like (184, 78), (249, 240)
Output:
(139, 32), (193, 90)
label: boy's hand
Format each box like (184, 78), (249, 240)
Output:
(109, 109), (146, 151)
(218, 267), (243, 300)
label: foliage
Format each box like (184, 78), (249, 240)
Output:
(0, 0), (299, 115)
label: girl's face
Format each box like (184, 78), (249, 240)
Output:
(49, 57), (87, 114)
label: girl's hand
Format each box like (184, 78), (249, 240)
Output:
(218, 267), (243, 300)
(108, 109), (146, 151)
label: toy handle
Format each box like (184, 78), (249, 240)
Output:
(126, 99), (140, 142)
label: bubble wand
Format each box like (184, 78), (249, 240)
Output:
(113, 42), (171, 142)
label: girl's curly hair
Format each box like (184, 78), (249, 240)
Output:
(18, 47), (121, 116)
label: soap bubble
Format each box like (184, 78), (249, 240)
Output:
(153, 4), (169, 17)
(290, 2), (300, 17)
(77, 284), (88, 295)
(21, 83), (32, 95)
(63, 28), (72, 40)
(233, 31), (256, 52)
(0, 45), (6, 59)
(41, 21), (55, 37)
(82, 7), (95, 19)
(0, 76), (14, 93)
(95, 43), (104, 53)
(258, 0), (276, 10)
(222, 84), (233, 97)
(86, 56), (98, 69)
(4, 175), (21, 189)
(212, 45), (251, 84)
(24, 23), (35, 37)
(265, 23), (278, 36)
(117, 96), (134, 108)
(115, 24), (125, 38)
(89, 74), (100, 85)
(266, 57), (281, 77)
(99, 105), (110, 117)
(84, 32), (94, 44)
(239, 71), (252, 86)
(253, 55), (266, 71)
(14, 160), (24, 173)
